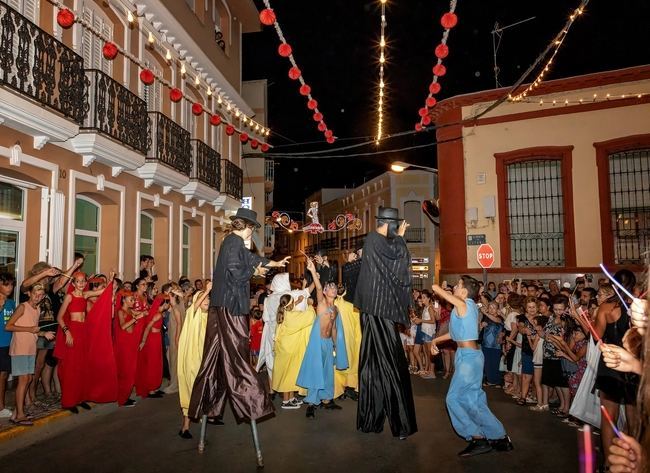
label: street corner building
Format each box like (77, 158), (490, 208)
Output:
(0, 0), (277, 283)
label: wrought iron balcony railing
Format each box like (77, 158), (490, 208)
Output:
(84, 69), (149, 154)
(0, 2), (87, 123)
(148, 111), (191, 176)
(221, 158), (243, 200)
(265, 159), (274, 182)
(191, 139), (220, 190)
(404, 227), (426, 243)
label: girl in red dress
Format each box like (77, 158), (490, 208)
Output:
(54, 272), (112, 412)
(135, 294), (169, 398)
(114, 292), (145, 406)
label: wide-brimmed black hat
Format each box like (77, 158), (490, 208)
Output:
(230, 207), (261, 228)
(375, 206), (403, 221)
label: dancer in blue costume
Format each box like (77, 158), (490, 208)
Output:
(431, 276), (513, 457)
(297, 257), (348, 418)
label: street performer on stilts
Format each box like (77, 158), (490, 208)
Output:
(188, 207), (290, 467)
(355, 207), (417, 439)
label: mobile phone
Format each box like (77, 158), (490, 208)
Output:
(434, 301), (439, 309)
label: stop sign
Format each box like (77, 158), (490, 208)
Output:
(476, 243), (495, 269)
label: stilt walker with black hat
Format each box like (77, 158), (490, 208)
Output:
(188, 207), (290, 467)
(354, 207), (418, 439)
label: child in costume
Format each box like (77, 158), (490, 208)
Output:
(334, 291), (361, 400)
(114, 291), (144, 407)
(432, 276), (513, 457)
(297, 258), (348, 418)
(135, 294), (170, 399)
(272, 294), (314, 409)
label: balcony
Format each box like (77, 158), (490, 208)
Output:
(66, 69), (149, 176)
(0, 3), (86, 149)
(214, 159), (243, 211)
(136, 112), (191, 193)
(341, 233), (368, 251)
(264, 159), (274, 191)
(180, 139), (221, 205)
(404, 227), (426, 243)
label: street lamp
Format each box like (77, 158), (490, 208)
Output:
(390, 161), (438, 173)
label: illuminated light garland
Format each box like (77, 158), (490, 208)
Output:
(416, 0), (458, 130)
(48, 0), (271, 144)
(508, 0), (590, 102)
(376, 0), (388, 144)
(260, 1), (336, 144)
(512, 91), (650, 106)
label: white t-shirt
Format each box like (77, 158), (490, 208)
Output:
(533, 335), (544, 365)
(504, 311), (518, 332)
(421, 304), (436, 336)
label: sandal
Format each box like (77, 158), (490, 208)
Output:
(516, 398), (526, 406)
(555, 411), (569, 419)
(10, 418), (34, 426)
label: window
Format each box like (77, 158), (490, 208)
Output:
(6, 0), (38, 23)
(0, 183), (25, 286)
(75, 197), (100, 275)
(82, 6), (113, 75)
(404, 200), (424, 243)
(182, 223), (190, 277)
(506, 160), (566, 267)
(185, 0), (196, 10)
(140, 213), (154, 260)
(608, 148), (650, 265)
(0, 182), (24, 221)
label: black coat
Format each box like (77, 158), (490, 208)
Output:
(342, 259), (362, 303)
(353, 231), (411, 325)
(210, 233), (269, 315)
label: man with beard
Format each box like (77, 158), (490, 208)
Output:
(354, 207), (417, 439)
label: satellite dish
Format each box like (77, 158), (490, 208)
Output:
(422, 199), (440, 226)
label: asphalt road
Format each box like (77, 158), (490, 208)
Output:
(0, 376), (584, 473)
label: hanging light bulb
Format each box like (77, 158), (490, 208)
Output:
(195, 75), (200, 86)
(379, 53), (385, 64)
(165, 49), (172, 61)
(207, 87), (212, 97)
(235, 109), (241, 117)
(380, 36), (386, 48)
(148, 31), (155, 45)
(226, 103), (232, 111)
(180, 62), (186, 75)
(127, 10), (135, 23)
(217, 95), (223, 104)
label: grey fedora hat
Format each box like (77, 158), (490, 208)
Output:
(375, 206), (403, 221)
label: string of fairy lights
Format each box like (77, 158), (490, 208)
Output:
(520, 91), (650, 107)
(376, 0), (388, 144)
(49, 0), (271, 146)
(508, 0), (590, 102)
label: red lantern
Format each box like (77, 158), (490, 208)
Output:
(429, 82), (441, 94)
(418, 107), (428, 117)
(313, 112), (323, 122)
(432, 64), (447, 77)
(435, 43), (449, 59)
(225, 125), (235, 136)
(210, 114), (222, 126)
(259, 8), (276, 26)
(300, 84), (311, 96)
(326, 136), (335, 144)
(324, 130), (333, 138)
(261, 143), (270, 152)
(250, 139), (259, 149)
(317, 122), (327, 132)
(192, 103), (203, 116)
(415, 123), (423, 131)
(240, 133), (249, 144)
(139, 69), (155, 85)
(441, 12), (458, 29)
(422, 115), (432, 126)
(57, 8), (75, 29)
(426, 96), (437, 108)
(170, 88), (183, 103)
(278, 43), (292, 57)
(102, 42), (118, 60)
(307, 99), (318, 110)
(288, 66), (301, 80)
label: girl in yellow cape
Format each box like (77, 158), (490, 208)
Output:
(272, 294), (315, 409)
(334, 293), (362, 400)
(177, 282), (211, 438)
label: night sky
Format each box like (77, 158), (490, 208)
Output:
(243, 0), (650, 212)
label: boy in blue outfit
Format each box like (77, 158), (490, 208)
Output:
(431, 276), (513, 457)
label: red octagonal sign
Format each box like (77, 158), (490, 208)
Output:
(477, 243), (495, 269)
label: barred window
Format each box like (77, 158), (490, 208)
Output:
(506, 160), (564, 267)
(608, 149), (650, 265)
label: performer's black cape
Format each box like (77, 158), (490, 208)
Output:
(353, 231), (412, 324)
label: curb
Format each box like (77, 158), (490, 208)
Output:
(0, 409), (71, 442)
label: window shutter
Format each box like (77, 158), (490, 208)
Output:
(82, 8), (93, 68)
(100, 23), (113, 74)
(6, 0), (22, 12)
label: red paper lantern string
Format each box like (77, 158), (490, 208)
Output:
(102, 42), (118, 60)
(56, 8), (75, 29)
(139, 69), (155, 85)
(240, 132), (249, 144)
(317, 122), (327, 132)
(324, 130), (333, 139)
(169, 88), (183, 103)
(260, 0), (335, 143)
(326, 136), (335, 144)
(415, 0), (458, 130)
(261, 143), (270, 153)
(225, 125), (235, 136)
(210, 114), (222, 126)
(250, 139), (259, 149)
(191, 103), (203, 116)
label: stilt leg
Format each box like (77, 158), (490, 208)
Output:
(250, 419), (264, 468)
(198, 415), (208, 454)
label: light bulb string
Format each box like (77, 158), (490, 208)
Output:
(376, 0), (387, 142)
(48, 0), (270, 143)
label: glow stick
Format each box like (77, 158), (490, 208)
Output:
(583, 424), (593, 473)
(39, 322), (59, 330)
(600, 405), (622, 439)
(577, 307), (601, 344)
(610, 284), (631, 313)
(599, 263), (635, 300)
